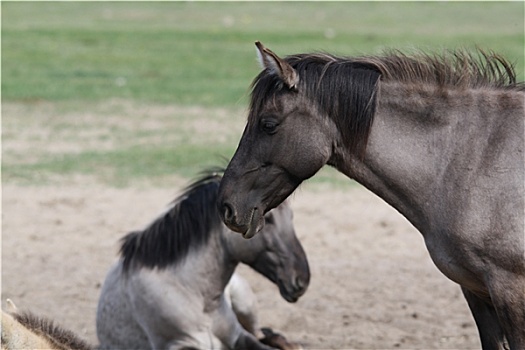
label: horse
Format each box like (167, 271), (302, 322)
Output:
(1, 300), (93, 350)
(217, 42), (524, 350)
(96, 172), (310, 350)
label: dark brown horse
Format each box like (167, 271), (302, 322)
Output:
(217, 42), (524, 349)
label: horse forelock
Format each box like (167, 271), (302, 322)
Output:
(12, 311), (93, 350)
(120, 171), (223, 273)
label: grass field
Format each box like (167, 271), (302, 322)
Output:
(2, 1), (524, 186)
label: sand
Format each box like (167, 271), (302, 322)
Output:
(2, 180), (481, 349)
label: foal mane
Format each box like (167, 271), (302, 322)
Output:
(120, 171), (223, 272)
(11, 311), (93, 350)
(249, 48), (523, 157)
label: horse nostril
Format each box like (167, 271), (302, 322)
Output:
(222, 203), (235, 223)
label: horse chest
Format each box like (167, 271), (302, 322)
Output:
(423, 232), (488, 296)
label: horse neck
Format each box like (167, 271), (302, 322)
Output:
(333, 81), (520, 234)
(174, 226), (238, 293)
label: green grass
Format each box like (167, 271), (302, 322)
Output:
(2, 2), (524, 186)
(3, 143), (234, 187)
(3, 2), (523, 106)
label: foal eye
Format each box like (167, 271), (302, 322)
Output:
(260, 119), (278, 135)
(264, 215), (275, 225)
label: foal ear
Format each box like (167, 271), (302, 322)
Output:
(255, 41), (299, 91)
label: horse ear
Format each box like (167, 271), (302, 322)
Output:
(6, 299), (18, 312)
(255, 41), (299, 91)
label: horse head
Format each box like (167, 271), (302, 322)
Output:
(218, 41), (380, 238)
(224, 201), (310, 303)
(218, 42), (336, 239)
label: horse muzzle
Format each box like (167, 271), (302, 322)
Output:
(279, 274), (310, 303)
(220, 202), (264, 239)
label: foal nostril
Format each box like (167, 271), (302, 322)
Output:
(295, 276), (306, 291)
(222, 203), (235, 223)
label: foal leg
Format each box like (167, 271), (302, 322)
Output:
(226, 272), (263, 338)
(461, 287), (506, 350)
(212, 295), (275, 350)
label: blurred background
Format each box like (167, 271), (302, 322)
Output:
(2, 2), (524, 348)
(3, 1), (524, 187)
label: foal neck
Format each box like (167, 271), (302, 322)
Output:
(179, 225), (238, 288)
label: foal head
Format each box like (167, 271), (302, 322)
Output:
(118, 170), (310, 302)
(224, 199), (310, 303)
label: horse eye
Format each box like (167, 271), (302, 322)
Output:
(265, 215), (275, 225)
(260, 120), (278, 135)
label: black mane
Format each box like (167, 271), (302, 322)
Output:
(249, 49), (523, 158)
(120, 171), (223, 272)
(250, 53), (381, 157)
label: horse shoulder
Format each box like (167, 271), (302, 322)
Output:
(97, 262), (152, 349)
(133, 267), (212, 337)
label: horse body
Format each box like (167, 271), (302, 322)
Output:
(217, 43), (524, 349)
(97, 173), (310, 350)
(350, 84), (524, 348)
(98, 259), (221, 349)
(350, 84), (525, 307)
(98, 242), (246, 349)
(352, 83), (524, 288)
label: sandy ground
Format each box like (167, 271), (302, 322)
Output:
(2, 180), (481, 349)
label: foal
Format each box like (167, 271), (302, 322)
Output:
(97, 173), (309, 349)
